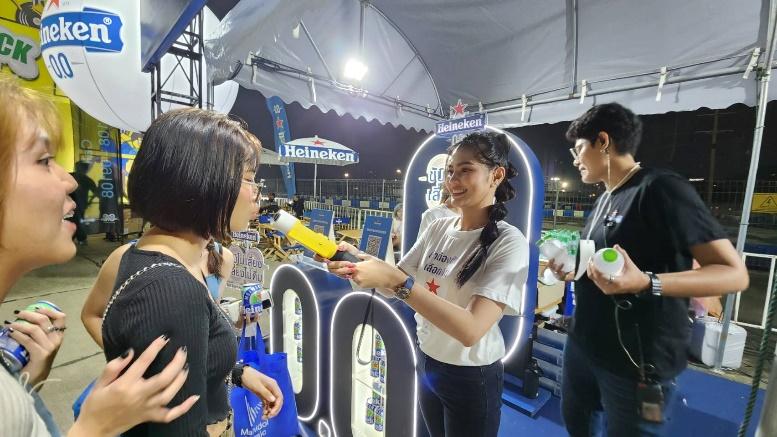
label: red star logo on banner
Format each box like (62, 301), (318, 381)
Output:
(312, 139), (324, 146)
(275, 118), (284, 129)
(449, 99), (468, 118)
(426, 278), (440, 295)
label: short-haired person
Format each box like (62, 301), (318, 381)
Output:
(101, 109), (282, 436)
(0, 75), (199, 437)
(324, 132), (529, 437)
(259, 192), (279, 215)
(550, 103), (749, 436)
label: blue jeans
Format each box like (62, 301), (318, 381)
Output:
(561, 337), (677, 437)
(416, 352), (504, 437)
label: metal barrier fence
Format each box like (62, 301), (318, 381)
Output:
(735, 252), (777, 332)
(303, 200), (393, 231)
(263, 178), (777, 229)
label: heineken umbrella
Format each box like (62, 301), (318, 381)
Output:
(278, 136), (359, 198)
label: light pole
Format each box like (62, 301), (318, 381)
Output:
(344, 173), (350, 198)
(551, 177), (567, 228)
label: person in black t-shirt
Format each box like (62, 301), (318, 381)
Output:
(68, 161), (98, 244)
(548, 103), (749, 436)
(259, 192), (280, 215)
(289, 194), (305, 219)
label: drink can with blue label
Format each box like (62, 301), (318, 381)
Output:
(379, 357), (387, 383)
(0, 301), (62, 372)
(293, 319), (302, 340)
(374, 405), (384, 432)
(294, 297), (302, 315)
(365, 399), (375, 425)
(297, 344), (303, 363)
(375, 333), (384, 350)
(241, 283), (263, 316)
(370, 354), (380, 378)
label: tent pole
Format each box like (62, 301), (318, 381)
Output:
(314, 163), (318, 200)
(715, 0), (777, 371)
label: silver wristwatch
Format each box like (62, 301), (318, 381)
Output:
(644, 271), (662, 297)
(394, 276), (414, 300)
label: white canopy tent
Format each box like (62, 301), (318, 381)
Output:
(206, 0), (777, 130)
(205, 0), (777, 375)
(259, 147), (288, 166)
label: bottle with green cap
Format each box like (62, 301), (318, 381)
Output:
(592, 247), (625, 277)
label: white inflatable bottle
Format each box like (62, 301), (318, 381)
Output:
(592, 248), (624, 277)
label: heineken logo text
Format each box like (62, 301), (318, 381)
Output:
(435, 113), (487, 138)
(41, 8), (123, 53)
(282, 145), (357, 162)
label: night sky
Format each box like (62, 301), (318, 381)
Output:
(210, 0), (776, 187)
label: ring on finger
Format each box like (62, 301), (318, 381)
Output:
(46, 325), (57, 333)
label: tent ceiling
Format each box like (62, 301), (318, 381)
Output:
(206, 0), (776, 130)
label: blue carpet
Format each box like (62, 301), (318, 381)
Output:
(297, 369), (766, 436)
(498, 368), (767, 436)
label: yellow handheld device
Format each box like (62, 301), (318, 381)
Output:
(271, 210), (360, 262)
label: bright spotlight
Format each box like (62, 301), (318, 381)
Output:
(343, 58), (368, 81)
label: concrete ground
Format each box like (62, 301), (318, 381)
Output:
(2, 223), (774, 432)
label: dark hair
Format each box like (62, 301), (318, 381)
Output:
(206, 239), (224, 278)
(448, 132), (518, 287)
(128, 108), (260, 241)
(565, 103), (643, 155)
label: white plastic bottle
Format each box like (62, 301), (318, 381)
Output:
(592, 248), (624, 277)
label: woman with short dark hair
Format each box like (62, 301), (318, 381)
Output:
(551, 103), (749, 436)
(102, 108), (283, 436)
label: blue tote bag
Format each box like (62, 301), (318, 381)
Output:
(230, 321), (300, 436)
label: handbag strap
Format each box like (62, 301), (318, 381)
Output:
(102, 262), (183, 321)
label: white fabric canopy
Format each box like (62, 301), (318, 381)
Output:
(205, 0), (776, 130)
(259, 147), (288, 166)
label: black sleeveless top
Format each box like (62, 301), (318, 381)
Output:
(102, 246), (237, 436)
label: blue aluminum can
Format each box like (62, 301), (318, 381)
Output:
(379, 357), (387, 383)
(365, 399), (375, 425)
(241, 283), (263, 316)
(293, 319), (302, 340)
(0, 301), (62, 372)
(374, 405), (384, 432)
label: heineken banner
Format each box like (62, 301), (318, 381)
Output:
(266, 96), (297, 196)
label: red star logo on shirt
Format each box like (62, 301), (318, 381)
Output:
(275, 118), (284, 129)
(449, 99), (468, 118)
(426, 278), (440, 295)
(312, 139), (324, 146)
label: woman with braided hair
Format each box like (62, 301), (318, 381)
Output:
(323, 131), (529, 437)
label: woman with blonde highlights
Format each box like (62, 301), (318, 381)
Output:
(0, 75), (198, 437)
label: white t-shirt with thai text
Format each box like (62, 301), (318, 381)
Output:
(398, 216), (528, 366)
(418, 203), (459, 237)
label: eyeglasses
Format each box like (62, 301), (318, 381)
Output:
(242, 179), (261, 202)
(569, 146), (580, 162)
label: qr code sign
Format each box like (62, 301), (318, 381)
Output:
(365, 235), (382, 257)
(313, 225), (325, 234)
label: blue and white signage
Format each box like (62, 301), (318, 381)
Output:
(435, 112), (487, 138)
(278, 143), (359, 164)
(40, 8), (123, 53)
(39, 2), (237, 132)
